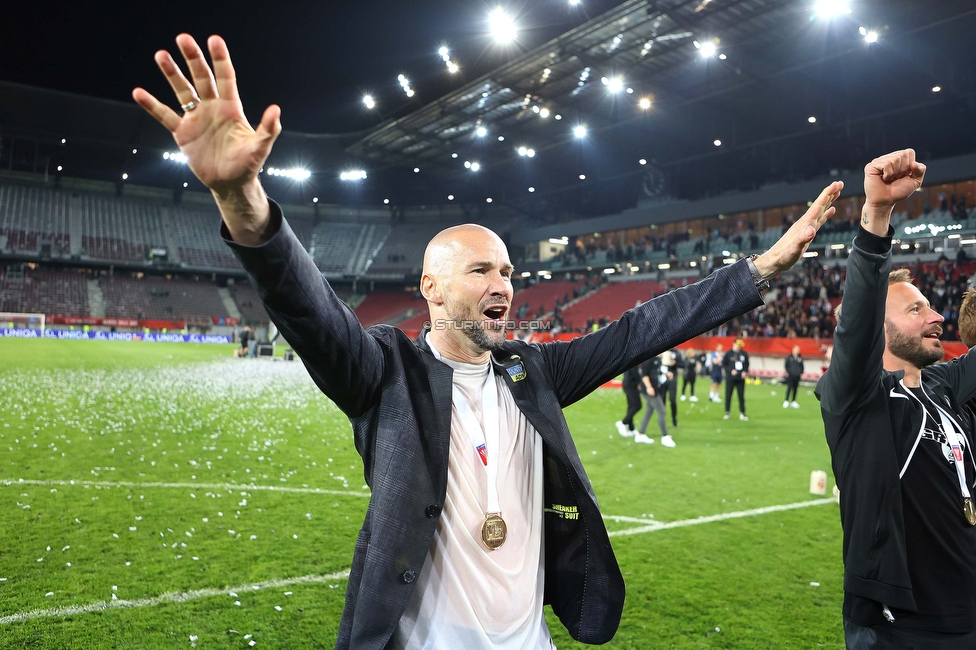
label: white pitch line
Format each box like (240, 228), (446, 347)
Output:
(0, 497), (836, 625)
(0, 570), (351, 625)
(607, 497), (836, 537)
(0, 478), (370, 498)
(602, 514), (664, 526)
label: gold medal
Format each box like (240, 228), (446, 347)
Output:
(481, 513), (507, 550)
(965, 498), (976, 526)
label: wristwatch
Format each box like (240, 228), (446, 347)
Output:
(746, 254), (770, 292)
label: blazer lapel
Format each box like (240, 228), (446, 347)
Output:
(415, 333), (453, 500)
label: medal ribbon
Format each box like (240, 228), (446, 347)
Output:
(427, 336), (502, 515)
(902, 383), (974, 508)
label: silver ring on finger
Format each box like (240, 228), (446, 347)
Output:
(181, 101), (198, 112)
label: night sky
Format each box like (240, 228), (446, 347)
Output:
(3, 0), (626, 134)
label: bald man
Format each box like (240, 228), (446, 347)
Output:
(134, 34), (844, 650)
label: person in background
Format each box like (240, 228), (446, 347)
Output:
(637, 353), (676, 447)
(616, 365), (643, 438)
(958, 288), (976, 348)
(784, 345), (804, 408)
(708, 344), (725, 403)
(680, 349), (701, 403)
(663, 348), (681, 428)
(723, 339), (750, 421)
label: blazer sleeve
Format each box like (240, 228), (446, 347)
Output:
(817, 226), (892, 415)
(222, 201), (384, 417)
(538, 259), (763, 407)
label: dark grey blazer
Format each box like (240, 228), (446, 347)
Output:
(224, 204), (764, 649)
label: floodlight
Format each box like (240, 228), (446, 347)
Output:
(486, 197), (493, 203)
(164, 151), (188, 164)
(518, 146), (528, 156)
(554, 114), (562, 120)
(808, 116), (817, 124)
(573, 125), (587, 138)
(713, 139), (722, 147)
(132, 148), (138, 154)
(446, 61), (460, 74)
(528, 187), (535, 192)
(476, 126), (488, 137)
(497, 136), (505, 142)
(579, 174), (586, 180)
(384, 198), (390, 204)
(339, 170), (367, 181)
(413, 167), (420, 173)
(539, 108), (550, 118)
(452, 153), (458, 158)
(312, 197), (319, 203)
(532, 105), (541, 114)
(448, 194), (455, 200)
(639, 158), (647, 165)
(182, 182), (187, 188)
(57, 165), (63, 171)
(61, 138), (66, 144)
(638, 97), (652, 110)
(438, 46), (449, 58)
(932, 85), (942, 93)
(362, 94), (376, 109)
(406, 89), (415, 98)
(489, 8), (518, 43)
(700, 41), (717, 58)
(864, 30), (878, 43)
(718, 53), (727, 60)
(814, 0), (851, 19)
(526, 149), (535, 158)
(464, 160), (472, 168)
(607, 76), (624, 93)
(122, 173), (128, 180)
(569, 0), (581, 5)
(470, 162), (481, 171)
(859, 26), (867, 35)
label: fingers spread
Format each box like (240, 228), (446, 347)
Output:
(208, 35), (239, 102)
(176, 33), (219, 100)
(256, 104), (282, 142)
(132, 88), (181, 133)
(154, 50), (199, 107)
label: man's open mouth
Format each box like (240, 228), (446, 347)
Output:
(483, 306), (508, 321)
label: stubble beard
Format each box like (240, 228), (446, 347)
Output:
(885, 320), (944, 369)
(445, 300), (505, 352)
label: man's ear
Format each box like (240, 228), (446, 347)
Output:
(421, 273), (441, 305)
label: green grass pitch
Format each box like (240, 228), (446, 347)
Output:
(0, 338), (845, 648)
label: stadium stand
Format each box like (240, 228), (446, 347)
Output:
(168, 204), (239, 269)
(79, 194), (166, 262)
(558, 279), (664, 332)
(99, 274), (229, 325)
(0, 183), (70, 255)
(367, 224), (443, 277)
(354, 289), (427, 327)
(0, 267), (89, 315)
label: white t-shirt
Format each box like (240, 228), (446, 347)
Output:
(391, 342), (553, 649)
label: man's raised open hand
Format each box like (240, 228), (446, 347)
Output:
(752, 181), (844, 279)
(132, 34), (280, 244)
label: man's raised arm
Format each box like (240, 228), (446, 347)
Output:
(818, 149), (926, 415)
(132, 34), (279, 245)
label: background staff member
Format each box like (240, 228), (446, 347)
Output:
(680, 349), (702, 402)
(818, 149), (976, 649)
(723, 339), (750, 421)
(616, 365), (643, 438)
(663, 349), (681, 428)
(708, 344), (725, 402)
(637, 354), (674, 446)
(784, 345), (804, 408)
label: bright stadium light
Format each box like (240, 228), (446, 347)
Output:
(713, 139), (722, 147)
(362, 94), (376, 109)
(448, 194), (455, 200)
(573, 125), (587, 139)
(569, 0), (581, 5)
(446, 61), (460, 74)
(182, 182), (188, 188)
(518, 146), (528, 156)
(164, 151), (188, 164)
(864, 30), (878, 43)
(413, 167), (420, 173)
(488, 7), (518, 43)
(475, 126), (488, 137)
(528, 187), (535, 192)
(339, 170), (368, 181)
(526, 149), (535, 158)
(606, 76), (624, 93)
(57, 165), (63, 171)
(470, 162), (481, 172)
(639, 158), (647, 165)
(814, 0), (851, 19)
(464, 160), (472, 168)
(808, 116), (818, 124)
(639, 97), (652, 110)
(438, 46), (449, 60)
(932, 85), (942, 93)
(121, 173), (128, 180)
(267, 167), (311, 181)
(579, 174), (586, 180)
(700, 41), (717, 58)
(539, 108), (550, 118)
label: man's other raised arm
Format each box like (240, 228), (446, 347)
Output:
(818, 149), (926, 415)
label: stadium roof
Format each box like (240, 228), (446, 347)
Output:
(3, 0), (975, 222)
